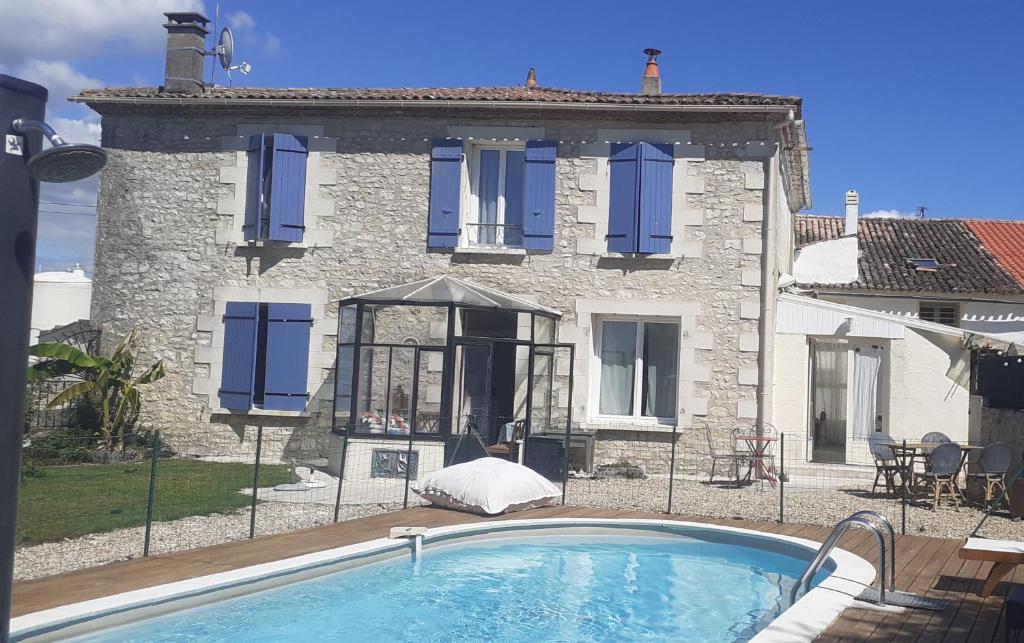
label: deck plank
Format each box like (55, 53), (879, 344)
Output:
(10, 506), (1011, 642)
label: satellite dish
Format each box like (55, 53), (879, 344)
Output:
(217, 27), (234, 71)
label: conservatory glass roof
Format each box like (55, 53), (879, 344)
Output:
(338, 275), (561, 317)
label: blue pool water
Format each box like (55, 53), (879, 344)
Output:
(71, 534), (827, 642)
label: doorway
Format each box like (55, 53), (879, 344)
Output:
(808, 340), (885, 464)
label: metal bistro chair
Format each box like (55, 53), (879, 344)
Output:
(703, 422), (746, 485)
(868, 432), (902, 495)
(922, 431), (952, 444)
(971, 442), (1012, 505)
(924, 442), (963, 511)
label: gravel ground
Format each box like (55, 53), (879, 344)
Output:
(14, 502), (401, 581)
(566, 478), (1024, 541)
(17, 477), (1024, 581)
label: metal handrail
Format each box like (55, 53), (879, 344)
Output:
(790, 511), (892, 608)
(849, 510), (895, 592)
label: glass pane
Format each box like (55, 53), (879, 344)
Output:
(338, 305), (357, 344)
(364, 305), (447, 346)
(641, 323), (679, 418)
(599, 321), (636, 416)
(414, 351), (443, 435)
(355, 347), (389, 435)
(812, 342), (848, 462)
(476, 149), (500, 245)
(533, 315), (555, 344)
(504, 150), (525, 246)
(386, 347), (415, 435)
(531, 352), (553, 432)
(461, 309), (517, 338)
(454, 344), (491, 439)
(334, 345), (354, 429)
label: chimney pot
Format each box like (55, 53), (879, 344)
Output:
(845, 189), (859, 236)
(162, 11), (210, 95)
(525, 67), (537, 88)
(640, 48), (662, 96)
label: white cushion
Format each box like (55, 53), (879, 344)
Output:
(413, 458), (561, 515)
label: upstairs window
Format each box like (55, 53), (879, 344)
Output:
(907, 258), (940, 272)
(219, 302), (312, 411)
(468, 144), (525, 247)
(427, 138), (556, 251)
(607, 142), (675, 254)
(245, 133), (308, 243)
(919, 302), (959, 326)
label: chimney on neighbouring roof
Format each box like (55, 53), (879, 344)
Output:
(640, 48), (662, 96)
(845, 189), (859, 236)
(162, 12), (210, 95)
(525, 67), (537, 88)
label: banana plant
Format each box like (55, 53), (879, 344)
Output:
(28, 331), (165, 452)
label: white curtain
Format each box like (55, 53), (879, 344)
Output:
(599, 321), (636, 415)
(812, 342), (847, 445)
(643, 323), (679, 418)
(851, 345), (882, 440)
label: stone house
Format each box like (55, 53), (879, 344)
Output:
(72, 12), (812, 476)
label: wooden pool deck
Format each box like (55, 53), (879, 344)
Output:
(12, 506), (1015, 641)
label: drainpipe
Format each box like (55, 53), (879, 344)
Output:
(756, 137), (784, 431)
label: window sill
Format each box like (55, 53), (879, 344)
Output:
(453, 246), (527, 257)
(244, 240), (313, 249)
(580, 420), (678, 433)
(597, 252), (676, 260)
(212, 408), (312, 418)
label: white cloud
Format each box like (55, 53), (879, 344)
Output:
(49, 117), (102, 147)
(862, 209), (917, 219)
(0, 0), (205, 66)
(226, 10), (284, 56)
(1, 59), (102, 104)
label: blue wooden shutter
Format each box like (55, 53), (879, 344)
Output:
(637, 143), (674, 254)
(219, 302), (258, 410)
(244, 134), (266, 241)
(268, 134), (308, 242)
(522, 140), (557, 251)
(607, 143), (641, 253)
(262, 303), (312, 411)
(427, 139), (463, 248)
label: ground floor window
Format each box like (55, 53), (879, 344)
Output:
(597, 319), (679, 420)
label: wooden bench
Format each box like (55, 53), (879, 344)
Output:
(960, 537), (1024, 597)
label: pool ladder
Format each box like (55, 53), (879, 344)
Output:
(790, 511), (895, 608)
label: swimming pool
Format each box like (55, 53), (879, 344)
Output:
(11, 519), (876, 642)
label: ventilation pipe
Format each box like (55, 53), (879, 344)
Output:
(640, 48), (662, 95)
(845, 190), (859, 237)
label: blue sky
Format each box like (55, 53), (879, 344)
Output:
(6, 0), (1023, 273)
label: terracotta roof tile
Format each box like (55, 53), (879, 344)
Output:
(74, 85), (802, 108)
(964, 220), (1024, 287)
(794, 216), (1024, 294)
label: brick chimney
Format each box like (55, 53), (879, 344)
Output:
(844, 189), (859, 236)
(640, 48), (662, 96)
(525, 67), (537, 88)
(162, 12), (210, 95)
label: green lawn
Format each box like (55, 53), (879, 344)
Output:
(16, 459), (290, 546)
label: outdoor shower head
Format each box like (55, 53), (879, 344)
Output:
(11, 119), (107, 183)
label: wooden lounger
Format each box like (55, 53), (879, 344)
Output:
(960, 537), (1024, 597)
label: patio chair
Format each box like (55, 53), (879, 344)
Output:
(922, 431), (951, 444)
(970, 442), (1011, 504)
(702, 422), (745, 485)
(923, 442), (963, 510)
(487, 419), (526, 461)
(868, 432), (901, 495)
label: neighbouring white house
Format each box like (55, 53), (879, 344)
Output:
(775, 190), (1024, 465)
(30, 265), (92, 345)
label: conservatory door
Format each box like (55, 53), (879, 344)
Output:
(453, 343), (492, 441)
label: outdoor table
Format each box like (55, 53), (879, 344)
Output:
(887, 442), (982, 496)
(735, 435), (778, 488)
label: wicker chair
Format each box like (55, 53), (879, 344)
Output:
(923, 442), (963, 510)
(970, 443), (1011, 504)
(868, 432), (901, 495)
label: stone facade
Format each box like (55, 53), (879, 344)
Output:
(89, 109), (790, 461)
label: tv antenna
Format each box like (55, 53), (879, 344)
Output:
(205, 4), (252, 87)
(917, 206), (928, 219)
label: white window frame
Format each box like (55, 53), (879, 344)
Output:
(918, 302), (960, 327)
(592, 316), (681, 425)
(462, 140), (526, 248)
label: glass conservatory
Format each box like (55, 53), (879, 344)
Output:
(331, 276), (576, 478)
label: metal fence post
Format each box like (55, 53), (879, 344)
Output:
(778, 433), (785, 523)
(249, 426), (263, 539)
(667, 424), (678, 514)
(900, 438), (907, 535)
(333, 427), (351, 523)
(402, 420), (416, 509)
(143, 430), (159, 557)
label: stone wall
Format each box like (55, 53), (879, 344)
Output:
(91, 110), (777, 460)
(980, 406), (1024, 474)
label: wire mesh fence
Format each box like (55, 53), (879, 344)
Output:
(15, 415), (1022, 581)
